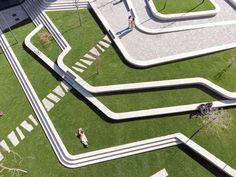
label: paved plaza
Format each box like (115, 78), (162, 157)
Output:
(95, 0), (236, 62)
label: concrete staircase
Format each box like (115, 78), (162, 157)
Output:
(21, 0), (69, 49)
(41, 0), (89, 11)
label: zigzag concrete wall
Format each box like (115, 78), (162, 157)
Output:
(1, 0), (236, 176)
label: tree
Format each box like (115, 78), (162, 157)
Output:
(0, 150), (30, 177)
(199, 108), (232, 137)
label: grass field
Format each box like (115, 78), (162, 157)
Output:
(46, 11), (236, 94)
(1, 9), (236, 177)
(153, 0), (215, 14)
(31, 27), (61, 62)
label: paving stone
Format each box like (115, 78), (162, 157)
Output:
(47, 93), (61, 103)
(61, 81), (72, 92)
(42, 98), (54, 111)
(53, 85), (65, 97)
(75, 62), (87, 69)
(20, 121), (34, 132)
(96, 44), (105, 52)
(150, 169), (168, 177)
(84, 54), (96, 60)
(28, 114), (38, 126)
(99, 41), (110, 48)
(0, 152), (3, 161)
(80, 59), (93, 65)
(16, 127), (25, 140)
(7, 131), (19, 147)
(90, 47), (100, 56)
(72, 66), (84, 73)
(0, 140), (10, 153)
(103, 35), (111, 43)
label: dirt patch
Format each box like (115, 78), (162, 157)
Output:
(38, 31), (52, 45)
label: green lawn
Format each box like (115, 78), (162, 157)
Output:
(31, 27), (61, 62)
(47, 10), (105, 68)
(45, 9), (236, 171)
(2, 20), (214, 177)
(83, 46), (236, 92)
(46, 11), (236, 94)
(153, 0), (215, 14)
(0, 41), (35, 140)
(1, 9), (236, 177)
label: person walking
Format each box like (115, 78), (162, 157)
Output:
(128, 15), (132, 29)
(131, 16), (135, 30)
(128, 15), (135, 30)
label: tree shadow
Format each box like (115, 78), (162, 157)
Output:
(214, 58), (236, 80)
(159, 0), (206, 14)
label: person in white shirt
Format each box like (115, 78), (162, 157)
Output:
(76, 128), (88, 148)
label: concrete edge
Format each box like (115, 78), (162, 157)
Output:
(125, 0), (236, 34)
(147, 0), (220, 21)
(3, 2), (234, 173)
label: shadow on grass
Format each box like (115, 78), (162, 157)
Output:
(23, 43), (62, 82)
(178, 144), (232, 177)
(2, 19), (31, 46)
(159, 0), (206, 14)
(94, 84), (224, 101)
(47, 10), (82, 35)
(214, 58), (236, 80)
(69, 83), (230, 125)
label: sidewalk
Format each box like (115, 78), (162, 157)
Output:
(94, 0), (236, 62)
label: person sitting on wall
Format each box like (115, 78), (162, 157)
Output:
(198, 104), (206, 115)
(75, 128), (88, 148)
(205, 102), (213, 114)
(198, 102), (213, 116)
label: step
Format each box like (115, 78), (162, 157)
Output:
(42, 98), (55, 111)
(0, 140), (10, 153)
(53, 85), (65, 97)
(81, 141), (180, 167)
(61, 81), (72, 92)
(47, 93), (61, 103)
(0, 153), (3, 161)
(75, 62), (87, 69)
(28, 114), (38, 126)
(72, 66), (84, 73)
(99, 41), (110, 48)
(96, 44), (105, 53)
(80, 59), (93, 65)
(20, 120), (34, 132)
(78, 137), (179, 164)
(7, 131), (19, 147)
(16, 127), (25, 140)
(150, 169), (168, 177)
(84, 54), (96, 60)
(103, 35), (111, 43)
(90, 47), (100, 57)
